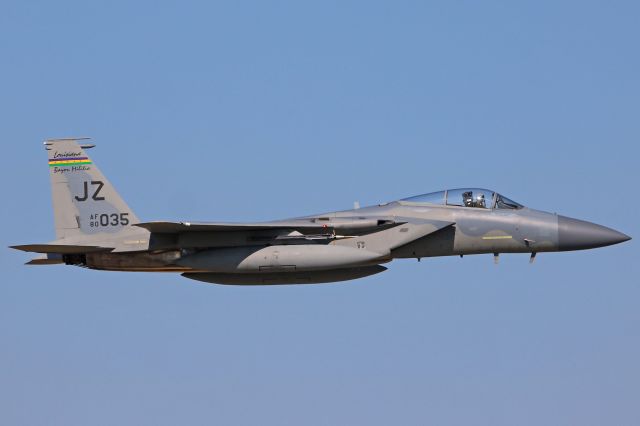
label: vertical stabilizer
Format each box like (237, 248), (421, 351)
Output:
(46, 138), (140, 240)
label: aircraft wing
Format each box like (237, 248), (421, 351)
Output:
(134, 217), (401, 234)
(135, 217), (455, 254)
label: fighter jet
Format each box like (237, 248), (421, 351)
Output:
(11, 138), (631, 285)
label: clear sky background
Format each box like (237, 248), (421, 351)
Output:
(1, 1), (638, 425)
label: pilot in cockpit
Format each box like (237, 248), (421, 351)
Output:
(463, 191), (474, 207)
(462, 191), (487, 208)
(476, 193), (486, 208)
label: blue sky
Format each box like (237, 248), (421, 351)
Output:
(1, 1), (638, 425)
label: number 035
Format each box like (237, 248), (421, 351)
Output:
(89, 213), (130, 227)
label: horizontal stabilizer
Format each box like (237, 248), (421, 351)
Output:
(10, 244), (113, 254)
(25, 253), (64, 265)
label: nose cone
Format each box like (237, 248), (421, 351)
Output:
(558, 216), (631, 251)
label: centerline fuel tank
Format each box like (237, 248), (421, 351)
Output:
(175, 244), (386, 273)
(182, 265), (388, 285)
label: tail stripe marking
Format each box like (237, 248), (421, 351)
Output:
(49, 157), (92, 167)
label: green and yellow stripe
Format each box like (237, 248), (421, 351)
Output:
(48, 156), (92, 167)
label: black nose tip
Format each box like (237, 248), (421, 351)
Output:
(558, 216), (631, 251)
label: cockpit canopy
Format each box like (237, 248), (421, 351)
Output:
(400, 188), (523, 210)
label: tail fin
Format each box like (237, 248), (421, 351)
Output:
(46, 138), (140, 239)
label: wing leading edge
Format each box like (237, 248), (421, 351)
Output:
(134, 217), (401, 234)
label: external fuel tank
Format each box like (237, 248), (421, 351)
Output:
(176, 244), (386, 273)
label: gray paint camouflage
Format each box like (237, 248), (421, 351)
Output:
(11, 139), (631, 285)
